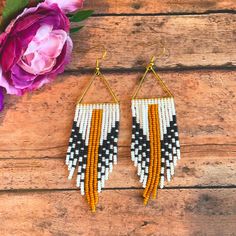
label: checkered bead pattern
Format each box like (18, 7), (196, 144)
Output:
(131, 97), (180, 204)
(66, 103), (120, 212)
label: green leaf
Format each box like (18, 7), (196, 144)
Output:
(70, 26), (84, 34)
(69, 10), (94, 22)
(1, 0), (29, 29)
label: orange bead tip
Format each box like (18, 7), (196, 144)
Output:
(152, 193), (157, 200)
(143, 198), (149, 206)
(91, 207), (96, 213)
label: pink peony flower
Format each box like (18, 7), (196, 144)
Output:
(0, 1), (83, 96)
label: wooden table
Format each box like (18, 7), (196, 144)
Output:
(0, 1), (236, 235)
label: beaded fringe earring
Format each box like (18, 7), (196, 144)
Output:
(131, 57), (180, 205)
(66, 55), (120, 212)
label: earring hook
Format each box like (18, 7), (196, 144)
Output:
(146, 41), (167, 69)
(94, 45), (107, 74)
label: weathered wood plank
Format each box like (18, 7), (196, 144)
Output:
(0, 189), (235, 236)
(0, 7), (235, 69)
(0, 145), (235, 190)
(69, 14), (236, 69)
(84, 0), (236, 14)
(1, 0), (235, 16)
(0, 70), (235, 158)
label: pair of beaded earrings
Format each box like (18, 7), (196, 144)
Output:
(66, 49), (180, 212)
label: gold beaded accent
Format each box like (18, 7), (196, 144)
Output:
(152, 105), (161, 199)
(94, 110), (102, 206)
(143, 104), (161, 205)
(85, 109), (103, 212)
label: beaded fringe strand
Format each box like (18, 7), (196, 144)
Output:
(66, 103), (120, 212)
(131, 97), (180, 204)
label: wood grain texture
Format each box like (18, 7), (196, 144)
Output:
(1, 1), (236, 17)
(0, 70), (235, 158)
(0, 2), (236, 235)
(84, 0), (236, 14)
(0, 4), (235, 70)
(0, 189), (235, 236)
(0, 145), (235, 190)
(69, 14), (236, 70)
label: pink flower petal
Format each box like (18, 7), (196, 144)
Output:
(29, 75), (54, 92)
(32, 54), (56, 75)
(34, 24), (53, 41)
(11, 74), (34, 90)
(45, 0), (84, 13)
(38, 30), (67, 58)
(0, 66), (21, 95)
(23, 24), (53, 56)
(1, 36), (21, 72)
(50, 36), (73, 75)
(19, 52), (56, 75)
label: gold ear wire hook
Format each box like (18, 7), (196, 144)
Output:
(95, 46), (107, 75)
(146, 42), (166, 70)
(132, 43), (173, 99)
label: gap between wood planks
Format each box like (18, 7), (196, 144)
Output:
(64, 67), (236, 76)
(90, 10), (236, 17)
(0, 185), (236, 195)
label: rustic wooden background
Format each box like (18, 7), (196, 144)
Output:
(0, 1), (236, 235)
